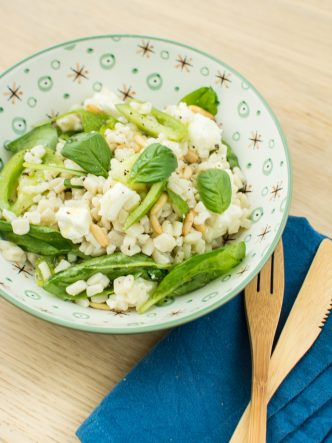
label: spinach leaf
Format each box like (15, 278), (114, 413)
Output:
(167, 189), (189, 218)
(139, 242), (245, 312)
(124, 181), (165, 230)
(197, 169), (232, 214)
(223, 141), (239, 169)
(0, 150), (25, 210)
(130, 143), (177, 184)
(5, 124), (58, 153)
(116, 103), (187, 142)
(44, 253), (170, 300)
(0, 220), (79, 256)
(62, 132), (111, 177)
(180, 87), (219, 116)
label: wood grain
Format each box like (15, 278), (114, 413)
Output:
(0, 1), (331, 442)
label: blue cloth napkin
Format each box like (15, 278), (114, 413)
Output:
(77, 216), (332, 443)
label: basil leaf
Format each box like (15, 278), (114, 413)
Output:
(78, 110), (109, 132)
(139, 242), (245, 312)
(167, 189), (189, 218)
(62, 132), (111, 177)
(197, 169), (232, 214)
(5, 124), (58, 153)
(180, 87), (219, 116)
(223, 141), (239, 169)
(130, 143), (177, 184)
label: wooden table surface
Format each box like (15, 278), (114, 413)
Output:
(0, 1), (331, 441)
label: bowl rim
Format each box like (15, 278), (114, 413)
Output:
(0, 34), (292, 334)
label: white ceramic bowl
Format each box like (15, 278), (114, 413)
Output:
(0, 35), (291, 333)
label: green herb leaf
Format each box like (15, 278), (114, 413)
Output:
(0, 220), (80, 256)
(130, 143), (177, 184)
(223, 141), (239, 169)
(5, 124), (58, 153)
(139, 242), (246, 312)
(116, 103), (187, 142)
(62, 132), (111, 177)
(197, 169), (232, 214)
(99, 116), (117, 135)
(180, 87), (219, 116)
(44, 253), (170, 300)
(124, 181), (166, 230)
(78, 110), (110, 132)
(167, 189), (189, 218)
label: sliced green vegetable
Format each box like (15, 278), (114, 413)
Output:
(197, 169), (232, 214)
(100, 116), (117, 135)
(116, 103), (187, 142)
(224, 141), (240, 169)
(5, 124), (58, 153)
(44, 253), (170, 300)
(35, 257), (55, 286)
(167, 189), (189, 218)
(0, 220), (81, 256)
(130, 143), (177, 184)
(139, 242), (246, 312)
(0, 150), (25, 210)
(124, 181), (165, 230)
(180, 86), (219, 116)
(23, 162), (85, 177)
(62, 132), (111, 177)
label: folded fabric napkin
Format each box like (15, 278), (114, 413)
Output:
(77, 216), (332, 443)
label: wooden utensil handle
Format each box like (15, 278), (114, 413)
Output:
(247, 382), (268, 443)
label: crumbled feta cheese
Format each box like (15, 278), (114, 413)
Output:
(99, 183), (140, 222)
(66, 280), (87, 296)
(188, 113), (222, 159)
(56, 201), (92, 243)
(129, 100), (152, 114)
(84, 88), (123, 118)
(56, 113), (82, 132)
(11, 217), (30, 235)
(107, 275), (156, 311)
(30, 145), (46, 158)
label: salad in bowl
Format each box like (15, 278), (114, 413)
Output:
(0, 86), (250, 313)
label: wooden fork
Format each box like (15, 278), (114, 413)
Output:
(245, 240), (284, 443)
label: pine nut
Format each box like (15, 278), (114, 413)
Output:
(182, 209), (195, 236)
(150, 193), (168, 216)
(90, 223), (109, 248)
(184, 149), (199, 164)
(150, 214), (163, 235)
(182, 165), (192, 179)
(193, 223), (206, 233)
(86, 103), (102, 113)
(134, 134), (146, 151)
(89, 302), (111, 310)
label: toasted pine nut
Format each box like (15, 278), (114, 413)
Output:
(184, 149), (199, 164)
(182, 209), (195, 236)
(134, 134), (146, 150)
(150, 193), (168, 216)
(189, 105), (215, 121)
(193, 223), (206, 233)
(182, 165), (192, 179)
(86, 103), (103, 114)
(90, 223), (109, 248)
(150, 214), (163, 235)
(89, 302), (111, 310)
